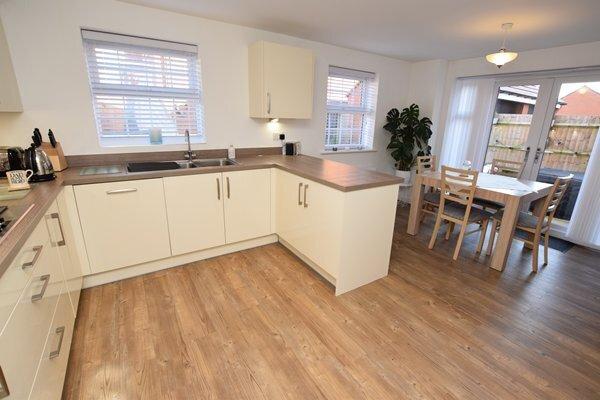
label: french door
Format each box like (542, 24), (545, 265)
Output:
(482, 72), (600, 234)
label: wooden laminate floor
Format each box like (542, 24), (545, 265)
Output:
(63, 206), (600, 399)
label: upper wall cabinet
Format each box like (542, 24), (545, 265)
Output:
(0, 19), (22, 112)
(248, 41), (314, 119)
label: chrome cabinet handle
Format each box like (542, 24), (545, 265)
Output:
(31, 274), (50, 302)
(216, 177), (221, 200)
(49, 326), (65, 359)
(267, 92), (271, 115)
(0, 365), (9, 398)
(303, 185), (309, 208)
(22, 245), (43, 270)
(49, 213), (66, 246)
(298, 183), (303, 205)
(106, 188), (137, 195)
(226, 177), (230, 199)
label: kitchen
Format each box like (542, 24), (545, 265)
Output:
(1, 0), (600, 399)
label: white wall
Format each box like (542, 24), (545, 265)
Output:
(0, 0), (411, 173)
(433, 41), (600, 154)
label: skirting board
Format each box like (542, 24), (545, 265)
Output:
(82, 234), (278, 288)
(278, 238), (336, 285)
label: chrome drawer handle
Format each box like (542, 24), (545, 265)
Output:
(106, 188), (137, 195)
(216, 177), (221, 200)
(49, 326), (65, 359)
(298, 183), (303, 205)
(22, 245), (43, 270)
(226, 177), (230, 199)
(31, 274), (50, 302)
(303, 185), (309, 208)
(50, 213), (66, 246)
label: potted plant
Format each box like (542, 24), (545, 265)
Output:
(383, 104), (433, 184)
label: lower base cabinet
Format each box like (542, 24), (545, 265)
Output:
(29, 288), (75, 400)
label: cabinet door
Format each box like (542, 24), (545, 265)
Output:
(29, 288), (74, 400)
(263, 42), (314, 119)
(298, 179), (343, 278)
(164, 173), (226, 255)
(74, 179), (171, 273)
(223, 169), (271, 243)
(274, 169), (306, 249)
(46, 193), (83, 316)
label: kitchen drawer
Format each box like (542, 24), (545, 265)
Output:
(74, 179), (171, 273)
(29, 287), (74, 400)
(0, 241), (62, 399)
(0, 217), (50, 336)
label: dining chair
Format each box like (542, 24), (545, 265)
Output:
(428, 166), (493, 260)
(416, 155), (439, 221)
(475, 158), (526, 211)
(490, 158), (525, 178)
(486, 175), (572, 272)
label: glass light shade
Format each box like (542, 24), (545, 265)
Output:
(486, 49), (518, 67)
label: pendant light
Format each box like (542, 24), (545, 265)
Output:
(486, 23), (518, 68)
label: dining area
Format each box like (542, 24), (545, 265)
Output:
(407, 156), (571, 273)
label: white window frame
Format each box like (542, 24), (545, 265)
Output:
(81, 30), (205, 147)
(324, 66), (378, 152)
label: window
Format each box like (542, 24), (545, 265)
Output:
(325, 66), (378, 151)
(82, 30), (205, 147)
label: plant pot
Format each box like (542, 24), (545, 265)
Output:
(395, 170), (412, 186)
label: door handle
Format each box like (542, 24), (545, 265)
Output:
(49, 213), (66, 246)
(106, 188), (137, 195)
(303, 185), (309, 208)
(226, 177), (230, 199)
(31, 274), (50, 302)
(22, 245), (43, 269)
(298, 183), (303, 205)
(533, 147), (542, 163)
(49, 326), (65, 359)
(216, 177), (221, 200)
(523, 146), (531, 163)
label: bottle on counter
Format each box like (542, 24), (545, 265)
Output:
(228, 145), (236, 159)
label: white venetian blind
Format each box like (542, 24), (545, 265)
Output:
(325, 66), (378, 151)
(81, 30), (204, 146)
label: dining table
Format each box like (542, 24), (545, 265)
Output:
(407, 171), (555, 271)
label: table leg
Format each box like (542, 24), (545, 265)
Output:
(407, 175), (425, 235)
(490, 196), (520, 271)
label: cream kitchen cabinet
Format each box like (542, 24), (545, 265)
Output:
(74, 178), (171, 273)
(0, 19), (22, 112)
(0, 220), (63, 399)
(46, 193), (84, 316)
(164, 173), (226, 255)
(275, 170), (399, 294)
(28, 287), (75, 400)
(248, 41), (314, 119)
(223, 169), (272, 243)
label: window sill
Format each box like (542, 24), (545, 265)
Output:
(321, 149), (377, 155)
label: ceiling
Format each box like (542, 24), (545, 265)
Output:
(121, 0), (600, 61)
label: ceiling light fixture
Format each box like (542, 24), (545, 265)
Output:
(486, 22), (518, 68)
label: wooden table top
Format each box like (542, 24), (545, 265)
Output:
(417, 171), (554, 203)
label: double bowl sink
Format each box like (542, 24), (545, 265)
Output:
(127, 158), (238, 173)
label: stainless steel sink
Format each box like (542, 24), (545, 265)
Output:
(127, 158), (237, 173)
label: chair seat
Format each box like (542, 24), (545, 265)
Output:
(423, 191), (440, 205)
(474, 198), (504, 210)
(442, 203), (493, 222)
(493, 209), (548, 230)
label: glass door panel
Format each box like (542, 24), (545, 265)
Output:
(482, 80), (553, 174)
(534, 80), (600, 222)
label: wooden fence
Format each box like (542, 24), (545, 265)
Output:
(485, 114), (600, 172)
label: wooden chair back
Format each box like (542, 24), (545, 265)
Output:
(417, 155), (437, 174)
(490, 159), (525, 179)
(439, 166), (478, 210)
(537, 175), (572, 228)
